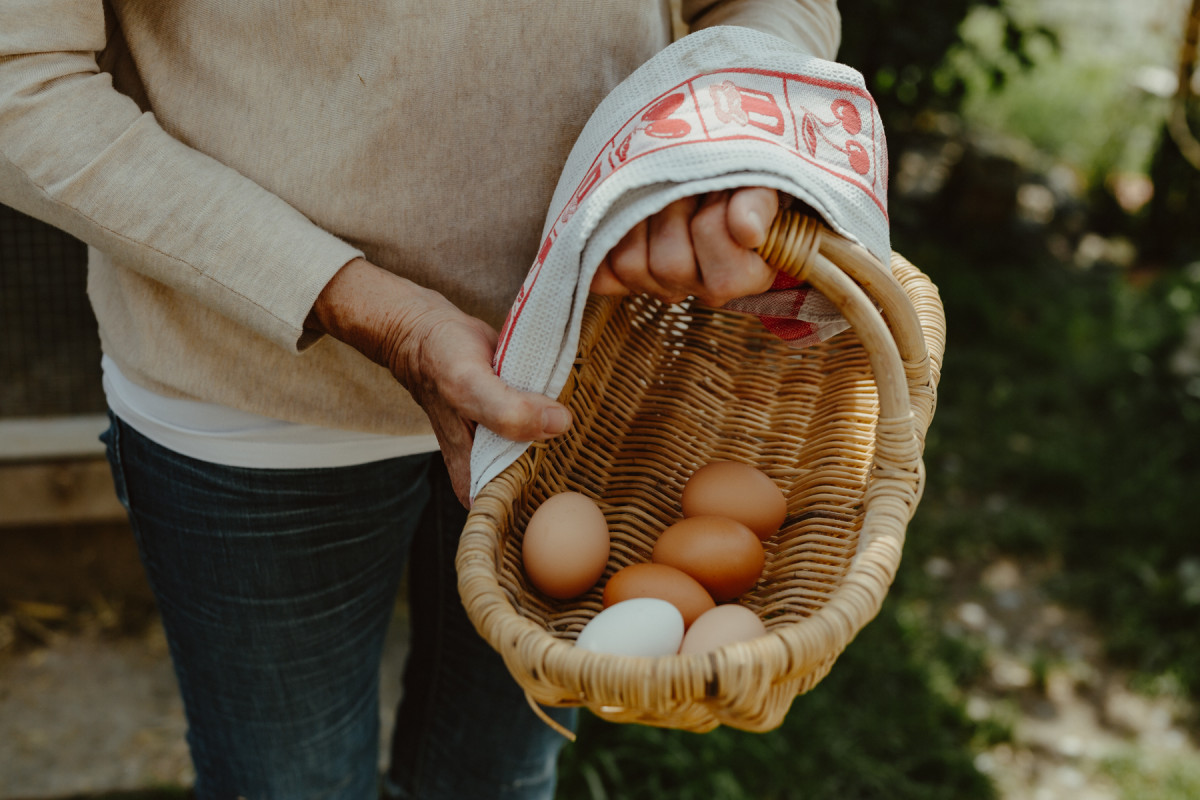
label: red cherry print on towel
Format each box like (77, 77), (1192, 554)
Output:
(615, 132), (633, 162)
(831, 99), (861, 135)
(643, 93), (691, 139)
(644, 93), (686, 121)
(801, 114), (818, 156)
(846, 140), (870, 175)
(646, 118), (690, 138)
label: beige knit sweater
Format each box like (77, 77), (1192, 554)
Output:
(0, 1), (839, 438)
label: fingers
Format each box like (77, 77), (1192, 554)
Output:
(464, 371), (572, 443)
(690, 191), (777, 307)
(589, 261), (631, 296)
(427, 407), (477, 508)
(388, 301), (574, 506)
(602, 219), (650, 295)
(647, 195), (700, 300)
(726, 187), (778, 249)
(603, 218), (675, 301)
(446, 464), (473, 509)
(425, 348), (572, 509)
(419, 319), (571, 444)
(593, 188), (779, 306)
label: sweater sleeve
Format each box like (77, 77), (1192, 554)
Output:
(0, 0), (363, 352)
(682, 0), (842, 61)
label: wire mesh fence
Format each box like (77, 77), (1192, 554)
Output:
(0, 203), (105, 418)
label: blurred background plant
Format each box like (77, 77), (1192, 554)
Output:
(557, 0), (1200, 797)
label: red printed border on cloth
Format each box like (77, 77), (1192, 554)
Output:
(494, 68), (885, 373)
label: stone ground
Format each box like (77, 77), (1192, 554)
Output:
(0, 615), (410, 798)
(2, 526), (1198, 799)
(921, 555), (1200, 800)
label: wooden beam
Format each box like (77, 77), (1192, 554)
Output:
(0, 414), (109, 461)
(0, 458), (126, 527)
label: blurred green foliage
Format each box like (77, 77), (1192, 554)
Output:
(1101, 751), (1200, 800)
(901, 215), (1200, 699)
(949, 9), (1160, 182)
(842, 0), (1200, 263)
(836, 0), (1056, 142)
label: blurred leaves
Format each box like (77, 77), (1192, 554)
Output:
(837, 0), (1056, 140)
(899, 210), (1200, 697)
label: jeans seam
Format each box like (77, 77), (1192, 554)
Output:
(105, 414), (150, 559)
(408, 467), (450, 797)
(103, 411), (128, 510)
(105, 413), (209, 784)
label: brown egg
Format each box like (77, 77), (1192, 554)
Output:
(679, 604), (768, 654)
(681, 461), (787, 541)
(602, 563), (716, 628)
(651, 516), (764, 602)
(521, 492), (610, 599)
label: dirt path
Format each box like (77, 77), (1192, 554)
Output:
(925, 554), (1200, 799)
(0, 524), (411, 799)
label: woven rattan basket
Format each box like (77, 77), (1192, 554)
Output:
(457, 208), (945, 735)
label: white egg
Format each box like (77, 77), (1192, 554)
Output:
(575, 597), (684, 657)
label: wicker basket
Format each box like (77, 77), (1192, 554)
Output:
(457, 208), (945, 735)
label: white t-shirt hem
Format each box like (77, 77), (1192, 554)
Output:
(101, 356), (439, 469)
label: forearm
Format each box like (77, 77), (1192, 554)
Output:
(305, 257), (434, 376)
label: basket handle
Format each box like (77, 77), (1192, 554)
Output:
(756, 209), (931, 415)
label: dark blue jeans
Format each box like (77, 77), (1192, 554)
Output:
(101, 412), (574, 799)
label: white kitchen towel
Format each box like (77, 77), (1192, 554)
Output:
(469, 25), (890, 499)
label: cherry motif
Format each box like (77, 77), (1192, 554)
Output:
(845, 140), (870, 175)
(794, 99), (871, 177)
(831, 99), (862, 135)
(642, 93), (691, 139)
(615, 132), (633, 162)
(800, 114), (818, 156)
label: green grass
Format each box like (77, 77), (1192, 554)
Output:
(1102, 751), (1200, 800)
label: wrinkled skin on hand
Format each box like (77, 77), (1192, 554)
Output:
(307, 187), (776, 507)
(590, 187), (778, 305)
(306, 259), (571, 508)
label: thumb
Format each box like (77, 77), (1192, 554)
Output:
(463, 368), (573, 442)
(727, 188), (779, 249)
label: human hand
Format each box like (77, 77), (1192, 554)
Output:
(589, 187), (779, 306)
(307, 259), (572, 507)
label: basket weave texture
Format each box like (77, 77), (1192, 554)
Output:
(457, 210), (946, 734)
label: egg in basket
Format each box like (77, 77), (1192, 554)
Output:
(456, 208), (945, 735)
